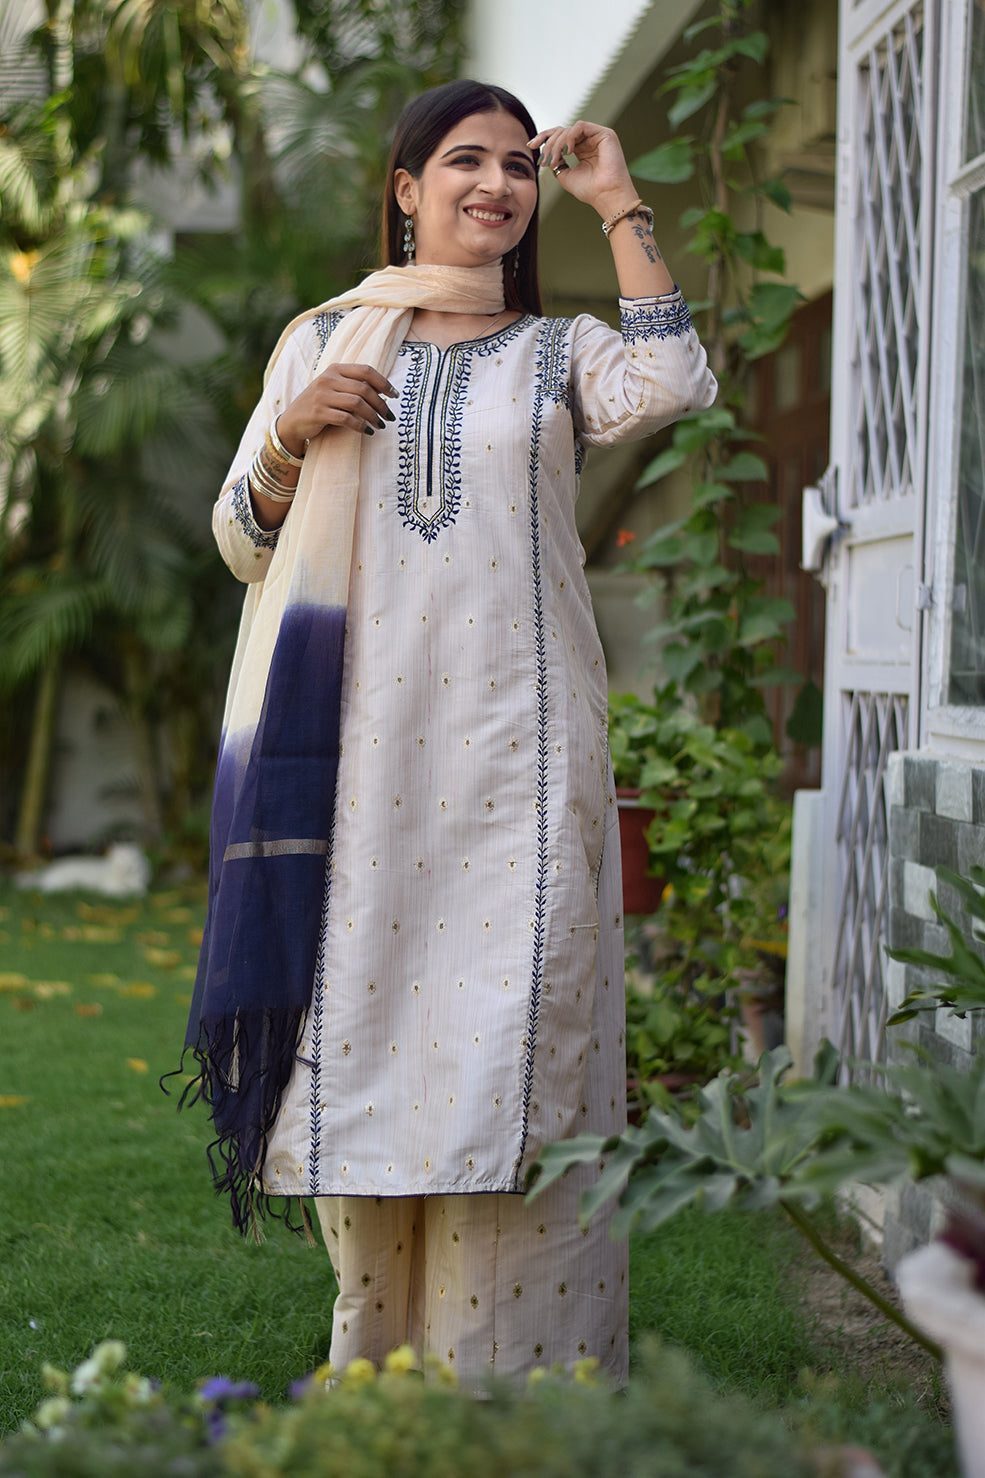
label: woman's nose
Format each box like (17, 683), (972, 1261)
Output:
(477, 164), (512, 196)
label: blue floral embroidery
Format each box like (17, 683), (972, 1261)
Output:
(514, 340), (552, 1186)
(395, 319), (532, 543)
(619, 293), (693, 342)
(534, 317), (573, 408)
(231, 475), (279, 551)
(314, 311), (331, 359)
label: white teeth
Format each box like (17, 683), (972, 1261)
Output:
(467, 209), (509, 222)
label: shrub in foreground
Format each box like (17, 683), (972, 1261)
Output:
(0, 1339), (814, 1478)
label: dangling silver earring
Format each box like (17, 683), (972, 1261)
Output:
(403, 216), (415, 264)
(512, 247), (520, 279)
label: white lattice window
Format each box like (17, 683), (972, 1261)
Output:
(924, 0), (985, 739)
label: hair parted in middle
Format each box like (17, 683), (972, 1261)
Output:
(381, 79), (542, 316)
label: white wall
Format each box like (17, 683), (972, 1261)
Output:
(466, 0), (655, 132)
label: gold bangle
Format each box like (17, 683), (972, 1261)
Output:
(268, 417), (305, 468)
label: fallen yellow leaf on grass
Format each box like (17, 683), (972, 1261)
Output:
(118, 982), (157, 999)
(150, 891), (183, 908)
(161, 908), (193, 924)
(0, 1095), (27, 1108)
(76, 1002), (103, 1017)
(137, 930), (170, 948)
(33, 981), (72, 998)
(0, 973), (30, 991)
(177, 965), (197, 980)
(87, 973), (121, 988)
(174, 993), (192, 1006)
(143, 949), (182, 969)
(126, 1058), (149, 1074)
(38, 923), (55, 939)
(60, 925), (124, 944)
(187, 927), (204, 947)
(77, 902), (139, 926)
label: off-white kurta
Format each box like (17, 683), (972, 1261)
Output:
(212, 293), (715, 1380)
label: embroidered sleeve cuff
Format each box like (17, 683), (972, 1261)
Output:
(231, 474), (280, 551)
(618, 290), (693, 343)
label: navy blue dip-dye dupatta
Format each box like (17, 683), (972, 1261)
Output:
(175, 264), (507, 1236)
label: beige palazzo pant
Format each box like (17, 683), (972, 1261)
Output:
(315, 1178), (629, 1388)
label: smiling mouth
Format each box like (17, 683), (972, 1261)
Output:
(465, 207), (512, 223)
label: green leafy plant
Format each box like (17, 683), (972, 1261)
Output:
(533, 864), (985, 1358)
(619, 0), (804, 736)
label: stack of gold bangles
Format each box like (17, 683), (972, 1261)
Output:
(248, 418), (305, 504)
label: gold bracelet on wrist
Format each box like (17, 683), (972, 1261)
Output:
(266, 417), (305, 469)
(601, 200), (655, 237)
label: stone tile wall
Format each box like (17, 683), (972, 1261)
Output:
(882, 751), (985, 1268)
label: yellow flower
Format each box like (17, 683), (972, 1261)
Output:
(312, 1361), (335, 1387)
(126, 1058), (149, 1074)
(573, 1357), (600, 1386)
(342, 1358), (376, 1387)
(526, 1368), (548, 1387)
(383, 1344), (418, 1375)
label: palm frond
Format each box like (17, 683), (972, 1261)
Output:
(0, 568), (111, 686)
(0, 134), (48, 236)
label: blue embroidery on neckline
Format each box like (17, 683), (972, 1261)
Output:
(393, 317), (534, 543)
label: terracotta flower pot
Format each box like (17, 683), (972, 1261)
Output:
(616, 789), (666, 916)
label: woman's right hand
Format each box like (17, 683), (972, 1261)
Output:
(276, 363), (399, 456)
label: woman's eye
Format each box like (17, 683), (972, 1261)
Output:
(451, 154), (479, 166)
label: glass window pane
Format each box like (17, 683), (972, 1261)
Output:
(948, 189), (985, 703)
(967, 0), (985, 163)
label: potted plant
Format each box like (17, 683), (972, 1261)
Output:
(608, 691), (668, 915)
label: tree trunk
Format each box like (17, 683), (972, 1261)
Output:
(14, 657), (60, 858)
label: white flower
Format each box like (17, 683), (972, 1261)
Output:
(35, 1396), (71, 1431)
(70, 1358), (102, 1395)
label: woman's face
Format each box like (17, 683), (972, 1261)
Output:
(394, 109), (539, 270)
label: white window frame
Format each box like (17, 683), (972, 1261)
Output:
(922, 0), (985, 753)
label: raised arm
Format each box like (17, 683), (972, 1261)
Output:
(528, 120), (674, 299)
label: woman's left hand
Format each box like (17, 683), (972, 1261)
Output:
(528, 121), (638, 220)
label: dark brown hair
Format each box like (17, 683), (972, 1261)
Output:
(381, 79), (542, 316)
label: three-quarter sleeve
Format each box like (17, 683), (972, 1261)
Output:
(212, 322), (323, 583)
(570, 288), (717, 447)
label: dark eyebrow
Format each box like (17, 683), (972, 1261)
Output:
(440, 144), (536, 163)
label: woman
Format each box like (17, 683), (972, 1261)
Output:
(185, 79), (716, 1388)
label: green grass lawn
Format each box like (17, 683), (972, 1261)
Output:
(0, 880), (957, 1476)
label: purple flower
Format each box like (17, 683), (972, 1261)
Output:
(199, 1376), (260, 1404)
(288, 1374), (314, 1400)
